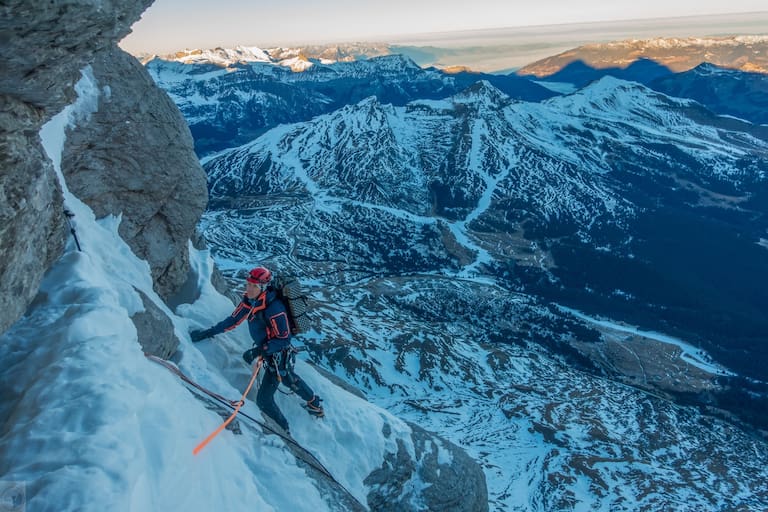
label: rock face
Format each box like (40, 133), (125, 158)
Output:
(0, 100), (66, 335)
(365, 423), (488, 512)
(0, 0), (153, 116)
(0, 0), (206, 337)
(0, 0), (153, 334)
(132, 288), (178, 358)
(62, 46), (208, 300)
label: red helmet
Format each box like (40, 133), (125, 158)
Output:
(246, 266), (272, 285)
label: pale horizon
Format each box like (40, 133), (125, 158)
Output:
(120, 1), (768, 56)
(120, 8), (768, 73)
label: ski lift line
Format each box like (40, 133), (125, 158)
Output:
(143, 354), (366, 510)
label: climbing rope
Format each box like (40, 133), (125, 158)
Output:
(192, 357), (262, 455)
(143, 353), (365, 509)
(145, 353), (235, 405)
(145, 353), (262, 455)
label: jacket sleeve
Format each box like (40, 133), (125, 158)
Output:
(209, 298), (252, 335)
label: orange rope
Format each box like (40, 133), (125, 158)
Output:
(193, 357), (262, 455)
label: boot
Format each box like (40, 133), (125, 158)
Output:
(304, 395), (324, 418)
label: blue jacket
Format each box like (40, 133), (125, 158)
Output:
(210, 287), (291, 354)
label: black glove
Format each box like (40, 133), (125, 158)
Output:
(243, 345), (267, 365)
(190, 328), (215, 343)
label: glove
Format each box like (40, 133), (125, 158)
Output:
(243, 345), (267, 365)
(190, 328), (215, 343)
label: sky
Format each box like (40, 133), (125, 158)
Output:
(120, 0), (768, 54)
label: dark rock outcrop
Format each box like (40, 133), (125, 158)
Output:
(132, 288), (179, 358)
(0, 0), (154, 116)
(0, 100), (66, 335)
(61, 46), (208, 300)
(0, 0), (153, 334)
(365, 422), (489, 512)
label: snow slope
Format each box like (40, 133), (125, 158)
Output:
(0, 70), (418, 512)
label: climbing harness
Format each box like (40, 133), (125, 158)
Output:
(264, 347), (301, 393)
(271, 347), (297, 381)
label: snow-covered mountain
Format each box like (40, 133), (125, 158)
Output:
(195, 77), (768, 509)
(0, 75), (487, 512)
(515, 36), (768, 125)
(651, 63), (768, 125)
(145, 49), (555, 155)
(204, 76), (767, 251)
(6, 2), (768, 506)
(149, 43), (393, 69)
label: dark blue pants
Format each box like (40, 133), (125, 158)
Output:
(256, 354), (314, 432)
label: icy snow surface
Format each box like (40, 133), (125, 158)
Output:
(0, 69), (416, 512)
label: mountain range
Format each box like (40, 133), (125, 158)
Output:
(517, 35), (768, 77)
(200, 71), (768, 392)
(146, 40), (768, 509)
(146, 50), (556, 156)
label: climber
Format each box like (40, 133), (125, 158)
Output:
(189, 266), (324, 434)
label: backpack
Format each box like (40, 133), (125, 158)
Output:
(273, 275), (311, 335)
